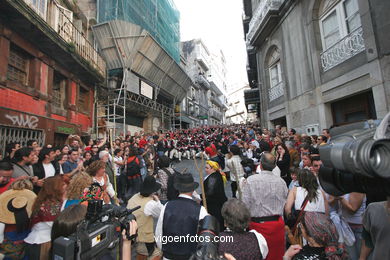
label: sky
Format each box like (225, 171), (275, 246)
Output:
(174, 0), (249, 92)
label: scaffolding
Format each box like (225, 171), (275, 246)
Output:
(97, 0), (180, 63)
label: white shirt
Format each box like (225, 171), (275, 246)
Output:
(144, 199), (163, 218)
(295, 187), (325, 213)
(43, 163), (55, 178)
(93, 175), (116, 199)
(155, 194), (208, 250)
(24, 221), (53, 244)
(113, 156), (123, 176)
(256, 165), (281, 177)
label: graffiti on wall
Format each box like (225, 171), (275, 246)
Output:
(5, 114), (39, 129)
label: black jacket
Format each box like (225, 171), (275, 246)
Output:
(204, 171), (227, 231)
(32, 161), (61, 194)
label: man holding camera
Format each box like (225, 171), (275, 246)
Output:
(156, 173), (208, 260)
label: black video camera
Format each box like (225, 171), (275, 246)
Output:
(53, 200), (140, 260)
(190, 215), (227, 260)
(318, 114), (390, 197)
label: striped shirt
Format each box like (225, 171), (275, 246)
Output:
(226, 155), (245, 182)
(241, 170), (288, 217)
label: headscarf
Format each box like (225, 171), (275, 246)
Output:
(302, 212), (348, 260)
(206, 160), (227, 185)
(206, 160), (219, 171)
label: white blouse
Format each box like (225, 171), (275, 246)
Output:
(294, 187), (325, 213)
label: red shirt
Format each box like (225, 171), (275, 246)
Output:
(139, 138), (147, 149)
(0, 178), (15, 194)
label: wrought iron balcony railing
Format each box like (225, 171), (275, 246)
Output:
(268, 81), (284, 101)
(247, 0), (285, 43)
(320, 27), (365, 72)
(23, 0), (106, 76)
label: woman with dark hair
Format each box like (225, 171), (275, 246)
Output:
(83, 151), (94, 168)
(284, 169), (328, 222)
(24, 175), (69, 259)
(123, 147), (142, 201)
(204, 160), (227, 231)
(51, 204), (87, 241)
(56, 153), (68, 174)
(218, 198), (268, 260)
(276, 143), (291, 186)
(60, 145), (70, 155)
(284, 212), (348, 260)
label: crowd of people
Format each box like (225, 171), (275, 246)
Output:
(0, 124), (388, 260)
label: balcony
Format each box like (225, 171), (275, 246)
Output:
(1, 0), (106, 83)
(195, 74), (210, 89)
(210, 96), (224, 108)
(244, 88), (260, 105)
(210, 109), (223, 121)
(247, 0), (286, 45)
(268, 81), (284, 101)
(320, 27), (365, 72)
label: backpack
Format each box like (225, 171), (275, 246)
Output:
(163, 168), (180, 200)
(126, 157), (140, 177)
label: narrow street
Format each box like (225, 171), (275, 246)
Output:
(172, 158), (233, 198)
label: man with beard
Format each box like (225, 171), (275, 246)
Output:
(12, 147), (35, 178)
(0, 161), (15, 194)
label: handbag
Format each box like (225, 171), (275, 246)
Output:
(286, 195), (309, 246)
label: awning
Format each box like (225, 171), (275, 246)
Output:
(176, 116), (192, 124)
(92, 20), (192, 101)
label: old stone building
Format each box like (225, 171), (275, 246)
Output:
(243, 0), (390, 133)
(0, 0), (105, 153)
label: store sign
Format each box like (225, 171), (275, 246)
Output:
(57, 126), (75, 134)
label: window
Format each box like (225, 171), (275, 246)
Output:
(7, 46), (30, 85)
(269, 62), (282, 88)
(320, 0), (361, 50)
(52, 72), (66, 110)
(78, 86), (89, 112)
(140, 80), (153, 99)
(25, 0), (48, 19)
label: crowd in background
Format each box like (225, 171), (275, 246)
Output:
(0, 124), (388, 260)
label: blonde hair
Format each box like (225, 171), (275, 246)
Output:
(67, 172), (93, 200)
(10, 179), (33, 191)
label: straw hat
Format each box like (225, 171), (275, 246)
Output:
(0, 189), (36, 224)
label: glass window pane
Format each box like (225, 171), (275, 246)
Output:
(344, 0), (358, 18)
(344, 0), (361, 33)
(322, 10), (340, 49)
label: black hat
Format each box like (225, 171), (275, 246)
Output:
(173, 173), (199, 193)
(140, 176), (162, 196)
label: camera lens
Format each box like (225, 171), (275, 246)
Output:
(370, 140), (390, 178)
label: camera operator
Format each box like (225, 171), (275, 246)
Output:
(127, 175), (163, 259)
(51, 204), (138, 260)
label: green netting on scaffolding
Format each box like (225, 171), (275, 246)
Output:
(97, 0), (180, 63)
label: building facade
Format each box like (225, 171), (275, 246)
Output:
(243, 0), (390, 133)
(181, 39), (228, 127)
(0, 0), (105, 154)
(88, 0), (191, 135)
(226, 84), (257, 124)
